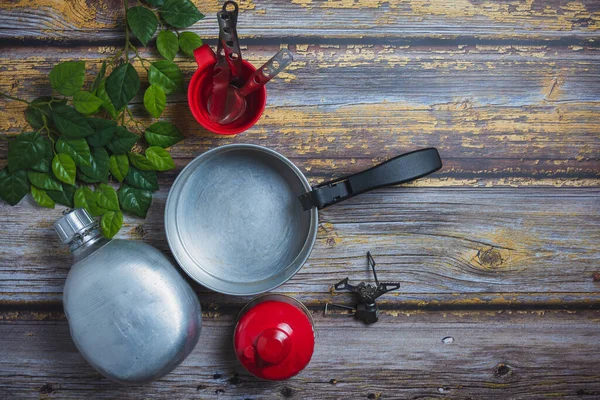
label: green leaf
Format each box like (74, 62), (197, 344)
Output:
(97, 79), (120, 119)
(127, 6), (158, 46)
(78, 173), (100, 183)
(27, 171), (62, 191)
(129, 152), (157, 171)
(125, 166), (159, 191)
(144, 121), (184, 147)
(148, 60), (183, 94)
(56, 137), (92, 167)
(25, 97), (67, 131)
(86, 118), (117, 147)
(49, 61), (86, 96)
(78, 147), (110, 182)
(95, 183), (120, 211)
(0, 168), (29, 206)
(31, 186), (55, 208)
(52, 105), (95, 138)
(30, 138), (53, 173)
(101, 210), (123, 238)
(109, 154), (129, 182)
(106, 63), (140, 110)
(73, 91), (103, 114)
(118, 184), (152, 218)
(178, 31), (203, 57)
(144, 0), (164, 6)
(74, 186), (105, 217)
(143, 84), (166, 118)
(91, 61), (107, 94)
(7, 131), (46, 172)
(106, 126), (139, 154)
(47, 183), (76, 207)
(146, 146), (175, 171)
(156, 30), (179, 60)
(52, 153), (76, 186)
(24, 107), (45, 130)
(161, 0), (204, 28)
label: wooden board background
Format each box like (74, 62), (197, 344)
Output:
(0, 0), (599, 398)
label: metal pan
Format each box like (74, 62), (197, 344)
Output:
(165, 144), (442, 295)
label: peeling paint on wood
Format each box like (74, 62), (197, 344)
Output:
(1, 0), (599, 41)
(1, 45), (599, 185)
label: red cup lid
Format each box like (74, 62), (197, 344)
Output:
(234, 296), (314, 380)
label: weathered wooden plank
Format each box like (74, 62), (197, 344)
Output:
(1, 0), (600, 42)
(1, 45), (599, 183)
(0, 188), (598, 305)
(3, 43), (600, 107)
(1, 309), (599, 399)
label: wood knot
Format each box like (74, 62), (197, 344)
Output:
(39, 383), (55, 394)
(228, 373), (241, 385)
(593, 272), (600, 282)
(477, 248), (503, 268)
(215, 388), (225, 395)
(213, 373), (222, 379)
(130, 224), (145, 239)
(319, 222), (339, 246)
(494, 363), (515, 379)
(204, 303), (220, 318)
(281, 387), (294, 397)
(196, 384), (207, 390)
(367, 393), (381, 400)
(329, 379), (338, 384)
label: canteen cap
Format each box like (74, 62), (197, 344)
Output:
(54, 208), (96, 244)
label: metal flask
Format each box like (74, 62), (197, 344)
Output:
(54, 208), (202, 384)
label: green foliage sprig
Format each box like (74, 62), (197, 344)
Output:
(0, 0), (204, 238)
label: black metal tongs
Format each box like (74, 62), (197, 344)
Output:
(325, 252), (400, 324)
(210, 2), (242, 121)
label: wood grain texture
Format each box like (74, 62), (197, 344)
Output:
(1, 0), (600, 42)
(1, 0), (600, 397)
(1, 187), (598, 305)
(1, 309), (600, 399)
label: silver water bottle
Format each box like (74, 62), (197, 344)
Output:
(54, 208), (202, 384)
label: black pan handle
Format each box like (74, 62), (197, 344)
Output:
(298, 148), (442, 211)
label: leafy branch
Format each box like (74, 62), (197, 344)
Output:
(0, 0), (205, 239)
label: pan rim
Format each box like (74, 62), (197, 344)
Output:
(165, 144), (318, 296)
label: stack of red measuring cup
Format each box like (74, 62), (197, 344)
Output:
(208, 2), (293, 125)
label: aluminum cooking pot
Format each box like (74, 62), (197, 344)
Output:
(165, 144), (442, 295)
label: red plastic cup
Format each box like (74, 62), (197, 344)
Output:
(188, 44), (267, 135)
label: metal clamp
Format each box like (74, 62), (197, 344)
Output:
(298, 179), (351, 210)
